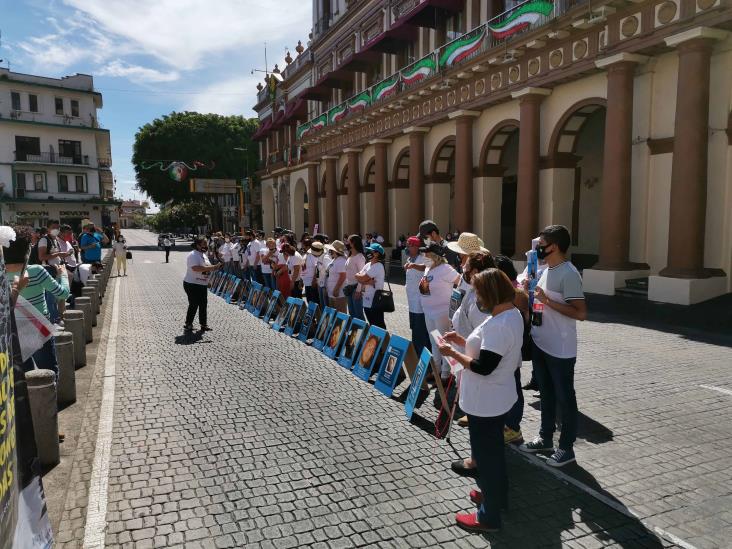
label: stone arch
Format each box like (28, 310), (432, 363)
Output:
(547, 98), (607, 161)
(362, 157), (376, 191)
(292, 177), (307, 236)
(277, 179), (291, 229)
(429, 136), (456, 181)
(391, 147), (410, 188)
(339, 164), (349, 194)
(262, 182), (276, 234)
(479, 119), (520, 173)
(428, 136), (456, 231)
(338, 164), (349, 237)
(390, 147), (411, 244)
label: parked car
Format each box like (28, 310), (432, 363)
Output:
(157, 234), (176, 249)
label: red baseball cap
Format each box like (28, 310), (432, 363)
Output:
(407, 236), (422, 247)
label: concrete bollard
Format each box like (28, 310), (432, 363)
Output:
(26, 369), (60, 467)
(74, 297), (93, 343)
(55, 331), (76, 406)
(81, 287), (99, 324)
(87, 278), (102, 305)
(63, 310), (86, 368)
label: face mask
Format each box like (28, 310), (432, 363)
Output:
(423, 237), (433, 247)
(536, 244), (552, 260)
(225, 238), (230, 243)
(199, 246), (208, 252)
(50, 229), (60, 237)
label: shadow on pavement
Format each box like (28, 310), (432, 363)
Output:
(527, 401), (614, 445)
(174, 332), (211, 345)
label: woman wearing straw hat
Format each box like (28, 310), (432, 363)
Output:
(324, 240), (348, 313)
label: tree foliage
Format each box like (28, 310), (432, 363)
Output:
(147, 201), (210, 233)
(132, 112), (259, 205)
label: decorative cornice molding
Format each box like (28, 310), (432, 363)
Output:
(665, 26), (729, 47)
(510, 87), (552, 99)
(368, 138), (392, 145)
(343, 148), (363, 153)
(403, 126), (430, 134)
(448, 110), (481, 120)
(595, 53), (650, 69)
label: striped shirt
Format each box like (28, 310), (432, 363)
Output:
(8, 264), (70, 318)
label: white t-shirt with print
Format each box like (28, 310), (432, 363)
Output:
(287, 252), (304, 281)
(418, 262), (458, 318)
(59, 239), (77, 268)
(459, 308), (523, 417)
(230, 242), (240, 262)
(326, 256), (347, 298)
(248, 239), (263, 265)
(259, 247), (274, 274)
(219, 242), (233, 262)
(184, 250), (212, 285)
(358, 261), (385, 308)
(404, 253), (427, 314)
(531, 261), (584, 359)
(317, 254), (332, 288)
(302, 253), (318, 286)
(452, 286), (490, 341)
(38, 235), (61, 266)
(345, 253), (366, 286)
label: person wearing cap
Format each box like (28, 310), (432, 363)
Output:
(303, 240), (322, 305)
(324, 240), (348, 313)
(403, 235), (430, 356)
(355, 243), (386, 328)
(419, 220), (461, 271)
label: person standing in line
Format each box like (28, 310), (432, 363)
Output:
(324, 240), (347, 313)
(419, 219), (461, 271)
(438, 269), (524, 533)
(302, 239), (321, 305)
(218, 235), (234, 273)
(184, 236), (222, 332)
(238, 234), (249, 279)
(251, 230), (265, 283)
(315, 240), (331, 308)
(79, 222), (107, 269)
(286, 242), (304, 299)
(113, 234), (128, 277)
(519, 225), (586, 467)
(163, 235), (172, 263)
(259, 238), (277, 290)
(230, 237), (241, 277)
(344, 234), (366, 320)
(355, 243), (386, 328)
(403, 236), (430, 355)
(38, 219), (71, 324)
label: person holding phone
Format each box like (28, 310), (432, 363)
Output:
(184, 236), (222, 332)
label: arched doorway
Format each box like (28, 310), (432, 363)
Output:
(291, 178), (307, 237)
(478, 121), (519, 255)
(277, 178), (291, 229)
(361, 157), (376, 236)
(262, 182), (276, 234)
(429, 137), (456, 232)
(390, 147), (411, 244)
(548, 100), (607, 269)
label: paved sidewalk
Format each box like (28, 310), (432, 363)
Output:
(52, 230), (731, 548)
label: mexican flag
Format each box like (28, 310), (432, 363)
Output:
(373, 75), (400, 101)
(349, 91), (372, 113)
(439, 28), (486, 68)
(402, 55), (436, 85)
(488, 1), (554, 39)
(311, 114), (327, 131)
(297, 122), (311, 140)
(328, 103), (348, 124)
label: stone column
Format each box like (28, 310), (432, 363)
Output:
(306, 163), (320, 231)
(449, 110), (480, 233)
(345, 148), (362, 235)
(324, 156), (339, 237)
(660, 28), (727, 278)
(594, 53), (648, 270)
(511, 87), (550, 258)
(404, 127), (429, 235)
(371, 139), (391, 242)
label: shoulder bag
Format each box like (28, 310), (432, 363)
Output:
(371, 277), (395, 313)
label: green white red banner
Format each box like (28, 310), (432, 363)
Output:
(348, 91), (371, 113)
(372, 75), (400, 102)
(328, 103), (348, 124)
(439, 27), (486, 68)
(488, 1), (554, 39)
(401, 54), (436, 86)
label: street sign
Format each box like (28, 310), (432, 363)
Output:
(189, 178), (238, 194)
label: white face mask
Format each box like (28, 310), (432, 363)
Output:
(50, 229), (60, 237)
(225, 238), (230, 243)
(423, 236), (433, 247)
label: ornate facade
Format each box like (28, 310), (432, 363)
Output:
(253, 0), (732, 305)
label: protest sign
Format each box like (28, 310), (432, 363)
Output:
(353, 326), (388, 381)
(312, 307), (336, 351)
(405, 348), (433, 420)
(337, 318), (367, 369)
(297, 303), (319, 343)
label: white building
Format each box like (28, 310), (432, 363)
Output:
(0, 68), (120, 231)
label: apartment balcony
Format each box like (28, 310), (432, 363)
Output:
(282, 49), (313, 80)
(14, 151), (92, 167)
(98, 157), (112, 169)
(389, 0), (463, 29)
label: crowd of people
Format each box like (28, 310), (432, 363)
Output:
(183, 219), (586, 534)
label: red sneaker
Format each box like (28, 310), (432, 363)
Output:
(469, 490), (483, 505)
(455, 511), (500, 533)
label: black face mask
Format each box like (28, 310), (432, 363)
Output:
(536, 245), (552, 260)
(345, 244), (352, 251)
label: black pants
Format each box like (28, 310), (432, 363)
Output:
(165, 247), (171, 262)
(467, 413), (507, 526)
(183, 281), (208, 326)
(304, 285), (319, 306)
(364, 306), (385, 329)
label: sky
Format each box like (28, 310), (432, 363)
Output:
(1, 0), (310, 209)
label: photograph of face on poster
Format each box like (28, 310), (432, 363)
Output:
(288, 305), (299, 327)
(359, 334), (379, 367)
(328, 320), (343, 350)
(316, 312), (331, 341)
(344, 326), (360, 359)
(385, 352), (399, 376)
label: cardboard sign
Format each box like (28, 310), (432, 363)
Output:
(374, 334), (411, 397)
(312, 307), (336, 351)
(298, 302), (320, 343)
(404, 347), (433, 420)
(283, 298), (305, 337)
(262, 290), (281, 323)
(449, 287), (465, 319)
(323, 312), (350, 359)
(337, 317), (368, 369)
(352, 325), (389, 381)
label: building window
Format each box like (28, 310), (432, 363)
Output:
(55, 97), (64, 115)
(14, 136), (41, 161)
(58, 140), (82, 164)
(11, 91), (21, 111)
(446, 12), (464, 41)
(59, 174), (69, 192)
(75, 175), (86, 192)
(16, 173), (26, 191)
(71, 99), (79, 117)
(59, 173), (87, 193)
(34, 173), (46, 191)
(29, 94), (38, 113)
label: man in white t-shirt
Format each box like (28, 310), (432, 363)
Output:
(218, 236), (234, 273)
(248, 231), (264, 283)
(519, 225), (586, 468)
(315, 241), (332, 306)
(403, 236), (430, 355)
(302, 241), (321, 304)
(325, 240), (347, 313)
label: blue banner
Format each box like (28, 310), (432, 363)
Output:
(374, 335), (411, 397)
(405, 348), (433, 420)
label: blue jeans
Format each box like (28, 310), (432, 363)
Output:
(504, 369), (524, 432)
(467, 413), (507, 526)
(318, 287), (329, 308)
(347, 292), (364, 320)
(24, 337), (59, 381)
(45, 291), (61, 324)
(262, 272), (276, 290)
(409, 312), (431, 356)
(533, 342), (577, 450)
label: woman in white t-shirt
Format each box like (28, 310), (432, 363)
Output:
(355, 243), (386, 328)
(438, 268), (523, 533)
(113, 234), (128, 277)
(259, 238), (277, 290)
(301, 239), (320, 305)
(315, 242), (332, 307)
(418, 244), (460, 381)
(344, 234), (366, 320)
(324, 240), (347, 313)
(183, 237), (222, 331)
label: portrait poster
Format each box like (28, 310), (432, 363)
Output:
(404, 348), (433, 420)
(297, 302), (320, 343)
(237, 280), (252, 308)
(207, 269), (222, 290)
(352, 325), (388, 381)
(224, 277), (240, 303)
(323, 312), (350, 359)
(337, 318), (367, 369)
(271, 294), (289, 331)
(230, 279), (245, 304)
(312, 307), (336, 351)
(449, 287), (465, 319)
(262, 290), (281, 323)
(254, 286), (271, 317)
(283, 298), (304, 337)
(245, 282), (262, 313)
(214, 273), (229, 296)
(374, 334), (411, 397)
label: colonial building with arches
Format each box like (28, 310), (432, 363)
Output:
(253, 0), (732, 305)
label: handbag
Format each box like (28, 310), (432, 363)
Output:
(126, 251), (132, 259)
(342, 283), (357, 297)
(371, 279), (395, 313)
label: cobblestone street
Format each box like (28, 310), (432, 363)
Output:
(53, 230), (732, 548)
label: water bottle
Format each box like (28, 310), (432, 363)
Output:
(532, 301), (544, 327)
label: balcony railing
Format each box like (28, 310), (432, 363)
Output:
(98, 157), (112, 168)
(390, 0), (423, 21)
(282, 49), (313, 80)
(297, 0), (585, 141)
(14, 151), (90, 166)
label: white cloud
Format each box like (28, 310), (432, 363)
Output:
(182, 75), (261, 116)
(98, 60), (180, 83)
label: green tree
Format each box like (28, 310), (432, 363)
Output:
(132, 112), (259, 205)
(147, 201), (210, 233)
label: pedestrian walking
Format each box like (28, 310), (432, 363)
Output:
(113, 234), (128, 277)
(163, 236), (172, 263)
(183, 236), (222, 332)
